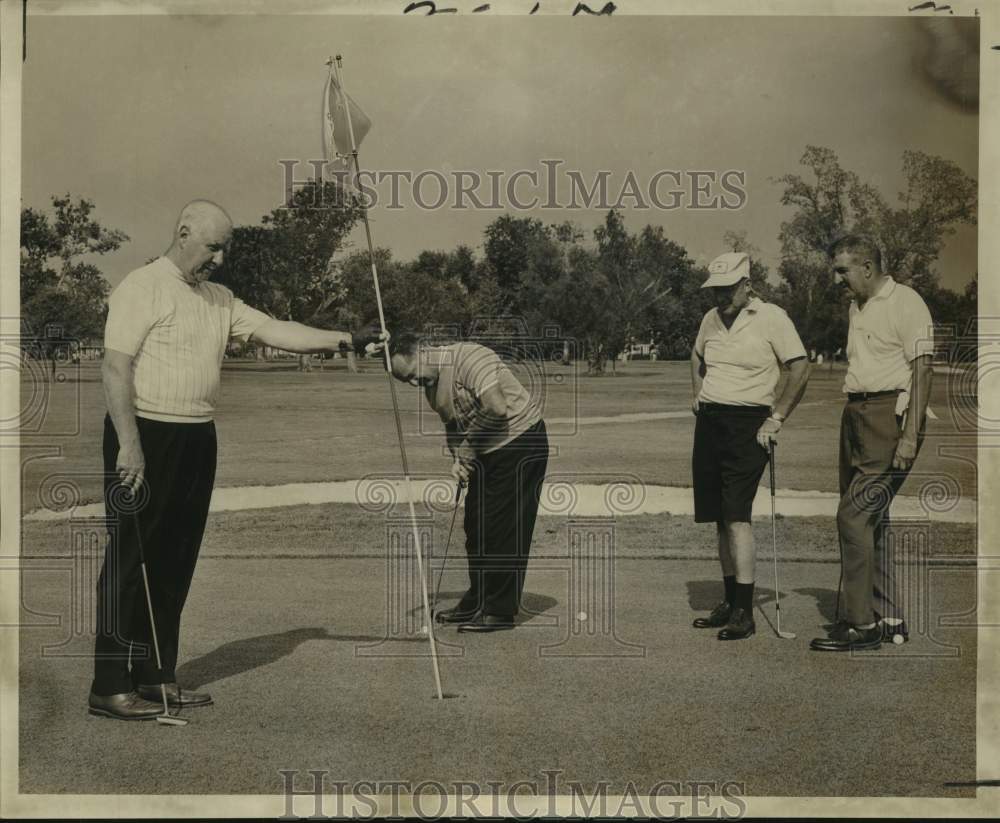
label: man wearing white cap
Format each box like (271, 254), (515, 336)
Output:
(690, 252), (810, 640)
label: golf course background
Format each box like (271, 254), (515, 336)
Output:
(16, 358), (979, 799)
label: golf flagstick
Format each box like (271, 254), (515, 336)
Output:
(333, 55), (445, 700)
(768, 441), (795, 640)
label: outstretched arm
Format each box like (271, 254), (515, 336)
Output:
(249, 319), (353, 354)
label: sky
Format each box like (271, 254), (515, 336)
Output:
(20, 12), (979, 291)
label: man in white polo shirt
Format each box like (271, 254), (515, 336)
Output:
(690, 252), (810, 641)
(810, 235), (934, 652)
(89, 200), (367, 720)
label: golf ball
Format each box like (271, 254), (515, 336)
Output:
(576, 611), (588, 622)
(421, 625), (428, 634)
(892, 634), (904, 645)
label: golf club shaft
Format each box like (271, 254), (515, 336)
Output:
(133, 507), (184, 719)
(770, 441), (779, 604)
(432, 484), (462, 610)
(335, 55), (444, 700)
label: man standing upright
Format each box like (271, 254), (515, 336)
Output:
(386, 333), (549, 633)
(810, 235), (934, 652)
(90, 200), (367, 720)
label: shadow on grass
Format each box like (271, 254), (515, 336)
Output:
(176, 627), (423, 688)
(791, 586), (840, 623)
(689, 580), (840, 625)
(686, 579), (724, 612)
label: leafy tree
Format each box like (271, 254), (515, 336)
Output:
(216, 180), (361, 368)
(19, 196), (128, 376)
(772, 146), (977, 355)
(482, 215), (558, 313)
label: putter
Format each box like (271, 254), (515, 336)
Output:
(431, 483), (463, 618)
(132, 504), (189, 726)
(769, 441), (796, 640)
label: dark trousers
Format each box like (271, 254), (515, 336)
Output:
(460, 420), (549, 617)
(836, 396), (921, 626)
(92, 414), (217, 695)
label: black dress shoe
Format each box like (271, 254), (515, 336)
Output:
(809, 623), (881, 652)
(88, 691), (163, 721)
(457, 613), (515, 633)
(693, 601), (733, 628)
(137, 683), (213, 707)
(717, 607), (755, 640)
(434, 605), (481, 624)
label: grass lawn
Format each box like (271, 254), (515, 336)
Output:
(19, 554), (978, 798)
(19, 359), (978, 514)
(13, 355), (981, 802)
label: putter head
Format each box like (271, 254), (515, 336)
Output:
(776, 629), (797, 640)
(156, 714), (189, 726)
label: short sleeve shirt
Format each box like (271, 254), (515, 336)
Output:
(425, 342), (542, 454)
(844, 278), (935, 394)
(694, 298), (807, 407)
(104, 257), (271, 422)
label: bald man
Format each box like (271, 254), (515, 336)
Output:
(89, 200), (364, 720)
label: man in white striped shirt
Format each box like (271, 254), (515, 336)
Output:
(90, 200), (365, 721)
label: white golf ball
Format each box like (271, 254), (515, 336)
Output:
(421, 625), (428, 634)
(576, 611), (588, 622)
(892, 634), (904, 645)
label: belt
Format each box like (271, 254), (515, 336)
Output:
(847, 390), (901, 402)
(697, 402), (770, 413)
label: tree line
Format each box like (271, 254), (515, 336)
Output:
(20, 145), (977, 373)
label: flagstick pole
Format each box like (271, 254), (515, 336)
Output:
(332, 55), (444, 701)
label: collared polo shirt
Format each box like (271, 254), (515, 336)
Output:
(104, 257), (271, 423)
(425, 342), (542, 454)
(844, 277), (935, 396)
(694, 298), (807, 407)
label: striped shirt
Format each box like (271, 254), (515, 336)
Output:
(104, 257), (271, 423)
(425, 342), (542, 455)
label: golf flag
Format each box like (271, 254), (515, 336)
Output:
(323, 69), (371, 165)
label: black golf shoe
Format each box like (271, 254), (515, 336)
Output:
(137, 683), (213, 707)
(809, 623), (881, 652)
(457, 613), (515, 633)
(717, 607), (755, 640)
(693, 601), (733, 629)
(434, 605), (481, 624)
(88, 691), (163, 721)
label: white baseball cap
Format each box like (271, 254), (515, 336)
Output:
(702, 252), (750, 288)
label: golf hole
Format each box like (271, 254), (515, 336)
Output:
(432, 692), (464, 700)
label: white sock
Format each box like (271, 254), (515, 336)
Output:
(882, 617), (902, 626)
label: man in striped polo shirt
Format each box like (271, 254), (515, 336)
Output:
(89, 200), (366, 721)
(387, 333), (549, 633)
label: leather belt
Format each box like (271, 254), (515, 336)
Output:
(847, 390), (900, 401)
